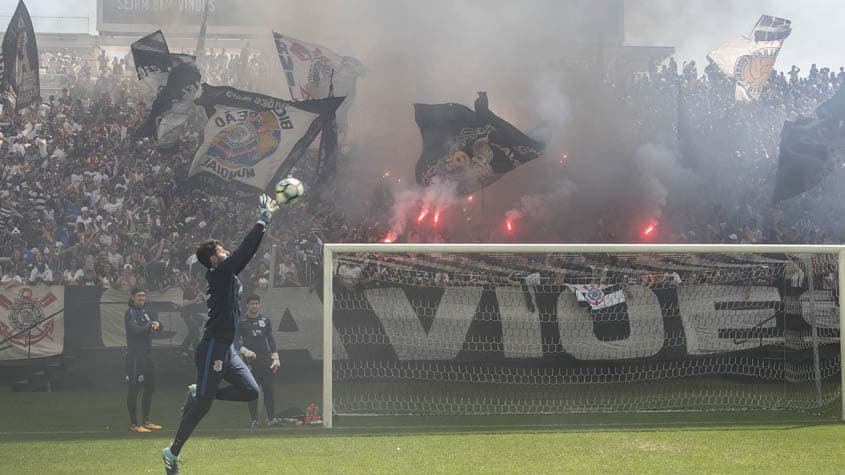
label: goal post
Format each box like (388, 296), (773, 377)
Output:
(323, 243), (845, 428)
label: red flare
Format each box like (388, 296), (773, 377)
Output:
(417, 209), (428, 223)
(433, 211), (440, 225)
(506, 220), (513, 232)
(383, 232), (396, 243)
(643, 224), (656, 237)
(467, 195), (474, 202)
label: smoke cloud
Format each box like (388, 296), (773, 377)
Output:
(15, 0), (845, 241)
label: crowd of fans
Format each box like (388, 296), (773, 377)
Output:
(0, 47), (334, 296)
(619, 56), (844, 244)
(1, 47), (843, 293)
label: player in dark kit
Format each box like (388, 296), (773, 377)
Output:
(125, 287), (163, 433)
(237, 294), (282, 428)
(162, 195), (279, 475)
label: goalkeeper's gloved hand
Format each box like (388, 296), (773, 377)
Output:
(270, 352), (281, 373)
(258, 194), (279, 226)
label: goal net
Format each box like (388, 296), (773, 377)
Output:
(322, 244), (843, 426)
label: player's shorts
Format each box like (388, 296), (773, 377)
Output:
(248, 358), (273, 384)
(126, 353), (154, 385)
(194, 338), (254, 400)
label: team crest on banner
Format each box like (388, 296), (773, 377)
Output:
(565, 284), (626, 310)
(415, 101), (544, 195)
(0, 286), (64, 360)
(707, 15), (792, 101)
(189, 84), (343, 198)
(207, 110), (283, 166)
(272, 32), (365, 101)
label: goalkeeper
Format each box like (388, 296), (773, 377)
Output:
(237, 294), (282, 428)
(163, 195), (278, 475)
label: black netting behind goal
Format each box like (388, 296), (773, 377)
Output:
(329, 252), (841, 416)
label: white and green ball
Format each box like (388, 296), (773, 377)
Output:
(275, 177), (305, 204)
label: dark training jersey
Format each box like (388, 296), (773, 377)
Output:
(237, 314), (278, 358)
(202, 223), (266, 343)
(125, 304), (159, 355)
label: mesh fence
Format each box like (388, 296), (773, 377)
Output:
(330, 251), (841, 416)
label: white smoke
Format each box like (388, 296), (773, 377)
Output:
(631, 142), (696, 220)
(386, 179), (459, 240)
(505, 179), (578, 223)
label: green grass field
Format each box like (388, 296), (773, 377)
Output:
(1, 384), (844, 474)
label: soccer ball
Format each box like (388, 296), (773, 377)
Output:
(275, 176), (305, 204)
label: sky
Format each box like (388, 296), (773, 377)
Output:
(0, 0), (843, 70)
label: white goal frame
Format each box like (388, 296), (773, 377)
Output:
(322, 243), (845, 428)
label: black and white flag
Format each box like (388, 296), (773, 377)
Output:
(0, 0), (39, 112)
(272, 32), (365, 101)
(415, 94), (544, 195)
(131, 31), (202, 148)
(565, 284), (627, 311)
(707, 15), (792, 101)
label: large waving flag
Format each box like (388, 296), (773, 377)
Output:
(707, 15), (791, 101)
(131, 31), (173, 97)
(0, 0), (39, 112)
(272, 32), (365, 101)
(131, 31), (202, 148)
(188, 84), (344, 198)
(773, 87), (845, 202)
(414, 93), (544, 196)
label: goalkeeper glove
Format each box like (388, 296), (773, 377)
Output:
(257, 194), (279, 226)
(270, 352), (280, 372)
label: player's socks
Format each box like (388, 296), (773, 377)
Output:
(162, 446), (180, 475)
(181, 384), (197, 418)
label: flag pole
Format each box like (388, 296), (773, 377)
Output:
(194, 0), (211, 66)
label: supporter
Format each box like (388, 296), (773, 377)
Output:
(1, 46), (843, 294)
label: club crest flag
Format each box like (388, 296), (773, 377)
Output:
(414, 97), (544, 195)
(707, 15), (791, 101)
(0, 286), (63, 360)
(272, 32), (365, 101)
(189, 84), (343, 198)
(565, 284), (626, 310)
(0, 0), (39, 112)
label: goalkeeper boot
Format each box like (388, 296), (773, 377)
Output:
(181, 384), (197, 418)
(250, 419), (261, 429)
(143, 421), (163, 430)
(267, 417), (284, 427)
(130, 424), (152, 433)
(162, 446), (181, 475)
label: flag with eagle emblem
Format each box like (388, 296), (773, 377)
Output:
(188, 84), (344, 198)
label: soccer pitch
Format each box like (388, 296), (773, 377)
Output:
(1, 385), (843, 474)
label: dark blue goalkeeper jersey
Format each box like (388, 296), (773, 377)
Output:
(237, 314), (278, 358)
(202, 223), (266, 343)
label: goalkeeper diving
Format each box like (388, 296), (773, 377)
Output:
(162, 194), (279, 475)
